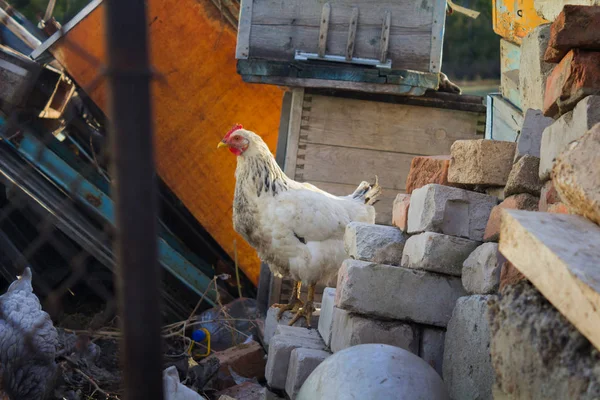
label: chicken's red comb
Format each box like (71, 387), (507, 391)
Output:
(224, 124), (243, 140)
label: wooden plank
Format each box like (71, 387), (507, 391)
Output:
(297, 143), (413, 191)
(318, 3), (331, 58)
(485, 93), (523, 142)
(284, 88), (305, 175)
(429, 0), (447, 73)
(345, 7), (359, 60)
(235, 0), (253, 59)
(305, 180), (398, 225)
(301, 95), (482, 155)
(379, 11), (391, 63)
(275, 91), (292, 168)
(500, 210), (600, 351)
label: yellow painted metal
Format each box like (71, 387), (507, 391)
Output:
(492, 0), (549, 45)
(46, 0), (284, 285)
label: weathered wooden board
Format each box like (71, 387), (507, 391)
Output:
(239, 0), (447, 72)
(500, 39), (522, 110)
(500, 210), (600, 351)
(485, 93), (523, 142)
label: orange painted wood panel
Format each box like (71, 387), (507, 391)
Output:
(49, 0), (283, 285)
(493, 0), (549, 45)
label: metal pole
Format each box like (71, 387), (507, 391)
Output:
(103, 1), (164, 399)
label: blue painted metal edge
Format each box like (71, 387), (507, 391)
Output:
(2, 128), (217, 305)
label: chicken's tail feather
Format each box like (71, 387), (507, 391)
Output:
(350, 176), (382, 206)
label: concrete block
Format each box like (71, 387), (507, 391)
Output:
(534, 0), (600, 21)
(264, 306), (317, 348)
(344, 222), (408, 266)
(419, 327), (446, 379)
(265, 335), (327, 390)
(545, 5), (600, 63)
(462, 243), (501, 294)
(484, 194), (539, 242)
(553, 124), (600, 225)
(504, 155), (542, 197)
(543, 50), (600, 118)
(540, 95), (600, 181)
(317, 287), (335, 347)
(285, 348), (330, 400)
(407, 184), (498, 242)
(489, 282), (600, 400)
(405, 155), (458, 194)
(515, 109), (554, 161)
(519, 25), (553, 111)
(401, 232), (480, 277)
(443, 295), (496, 400)
(274, 325), (322, 343)
(336, 259), (467, 328)
(448, 140), (517, 186)
(329, 307), (419, 353)
(391, 193), (410, 232)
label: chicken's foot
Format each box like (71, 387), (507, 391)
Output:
(289, 284), (315, 328)
(273, 281), (303, 320)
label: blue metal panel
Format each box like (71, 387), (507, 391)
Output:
(2, 127), (217, 305)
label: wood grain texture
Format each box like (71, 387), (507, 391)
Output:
(49, 0), (284, 285)
(499, 210), (600, 351)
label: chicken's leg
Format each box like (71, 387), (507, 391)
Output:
(273, 281), (303, 320)
(289, 284), (315, 328)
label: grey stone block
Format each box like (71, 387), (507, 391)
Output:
(515, 109), (554, 161)
(265, 335), (327, 390)
(329, 307), (419, 353)
(540, 95), (600, 181)
(407, 184), (498, 242)
(519, 25), (552, 112)
(336, 259), (467, 328)
(344, 222), (408, 266)
(401, 232), (481, 277)
(419, 327), (446, 379)
(285, 348), (330, 400)
(274, 325), (322, 343)
(317, 287), (336, 347)
(505, 155), (542, 197)
(264, 306), (318, 348)
(443, 295), (496, 400)
(462, 243), (501, 295)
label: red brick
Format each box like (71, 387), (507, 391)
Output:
(484, 194), (539, 242)
(499, 261), (527, 292)
(547, 202), (571, 214)
(538, 180), (561, 211)
(392, 193), (410, 232)
(207, 341), (266, 390)
(545, 5), (600, 63)
(405, 155), (459, 194)
(543, 49), (600, 118)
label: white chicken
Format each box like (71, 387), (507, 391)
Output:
(218, 125), (381, 326)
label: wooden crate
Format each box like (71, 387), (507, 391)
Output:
(493, 0), (549, 45)
(236, 0), (447, 94)
(264, 88), (486, 306)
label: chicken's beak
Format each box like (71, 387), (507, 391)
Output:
(217, 140), (228, 149)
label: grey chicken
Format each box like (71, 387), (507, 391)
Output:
(0, 268), (58, 400)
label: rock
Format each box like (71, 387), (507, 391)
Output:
(489, 282), (600, 399)
(499, 261), (527, 292)
(534, 0), (600, 21)
(484, 194), (540, 242)
(317, 287), (335, 347)
(448, 140), (517, 186)
(515, 109), (554, 161)
(336, 259), (467, 327)
(539, 180), (561, 211)
(443, 295), (496, 400)
(545, 5), (600, 63)
(485, 187), (506, 201)
(344, 222), (408, 266)
(264, 307), (316, 348)
(405, 155), (457, 194)
(540, 95), (600, 180)
(329, 307), (419, 353)
(520, 25), (553, 111)
(552, 124), (600, 224)
(297, 344), (449, 400)
(504, 155), (542, 197)
(401, 232), (481, 277)
(462, 243), (501, 294)
(419, 327), (446, 379)
(215, 382), (265, 400)
(285, 348), (330, 400)
(391, 193), (410, 232)
(206, 341), (266, 390)
(188, 357), (220, 391)
(265, 334), (327, 390)
(548, 202), (571, 214)
(408, 184), (498, 242)
(543, 50), (600, 118)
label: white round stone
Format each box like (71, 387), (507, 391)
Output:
(297, 343), (449, 400)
